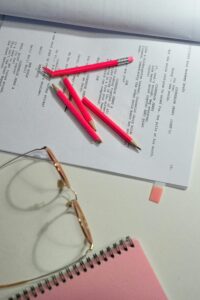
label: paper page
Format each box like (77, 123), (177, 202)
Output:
(0, 0), (200, 42)
(0, 17), (200, 188)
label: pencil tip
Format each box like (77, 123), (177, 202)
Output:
(96, 139), (102, 144)
(89, 120), (96, 131)
(51, 83), (59, 92)
(136, 146), (141, 151)
(130, 140), (141, 151)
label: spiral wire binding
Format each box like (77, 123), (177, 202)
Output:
(8, 236), (134, 300)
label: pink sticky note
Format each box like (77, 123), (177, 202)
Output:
(149, 185), (164, 203)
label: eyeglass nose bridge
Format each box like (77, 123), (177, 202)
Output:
(64, 191), (78, 207)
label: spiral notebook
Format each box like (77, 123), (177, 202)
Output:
(9, 237), (167, 300)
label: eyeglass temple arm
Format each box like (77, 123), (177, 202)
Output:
(0, 147), (46, 169)
(71, 199), (94, 250)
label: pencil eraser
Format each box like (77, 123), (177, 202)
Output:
(128, 56), (134, 63)
(149, 184), (164, 204)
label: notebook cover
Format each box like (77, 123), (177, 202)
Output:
(10, 238), (167, 300)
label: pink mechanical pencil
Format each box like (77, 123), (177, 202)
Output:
(52, 84), (102, 143)
(82, 96), (140, 150)
(62, 77), (96, 130)
(43, 57), (134, 77)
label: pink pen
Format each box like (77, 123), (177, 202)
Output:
(52, 84), (102, 143)
(62, 77), (96, 130)
(43, 57), (134, 77)
(82, 96), (140, 150)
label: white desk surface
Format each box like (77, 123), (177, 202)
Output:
(0, 127), (200, 300)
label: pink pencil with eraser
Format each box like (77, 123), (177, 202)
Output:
(43, 57), (134, 77)
(62, 77), (96, 131)
(82, 96), (140, 150)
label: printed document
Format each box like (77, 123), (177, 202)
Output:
(0, 17), (200, 188)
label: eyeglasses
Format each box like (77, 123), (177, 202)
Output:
(0, 146), (93, 288)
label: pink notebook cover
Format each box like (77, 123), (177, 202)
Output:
(14, 238), (167, 300)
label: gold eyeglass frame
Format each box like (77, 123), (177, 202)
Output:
(0, 146), (93, 288)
